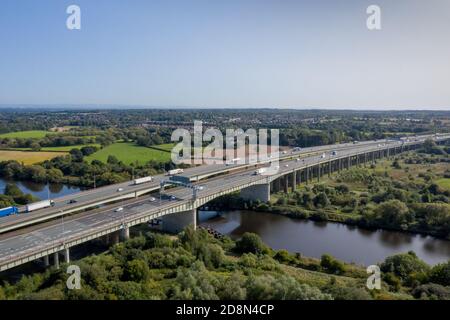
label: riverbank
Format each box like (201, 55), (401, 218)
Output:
(258, 204), (450, 241)
(200, 210), (450, 266)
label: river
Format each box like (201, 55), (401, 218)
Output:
(0, 178), (82, 201)
(1, 177), (449, 266)
(199, 210), (450, 266)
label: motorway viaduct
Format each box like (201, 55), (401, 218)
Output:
(0, 134), (449, 272)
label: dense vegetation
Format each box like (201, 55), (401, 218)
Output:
(0, 227), (448, 300)
(208, 142), (450, 239)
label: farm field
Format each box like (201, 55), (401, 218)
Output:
(85, 142), (171, 165)
(0, 130), (54, 139)
(41, 144), (101, 152)
(148, 143), (175, 152)
(1, 144), (101, 152)
(436, 178), (450, 190)
(0, 150), (67, 165)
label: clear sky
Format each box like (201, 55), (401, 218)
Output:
(0, 0), (449, 110)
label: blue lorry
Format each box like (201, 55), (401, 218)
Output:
(0, 206), (19, 218)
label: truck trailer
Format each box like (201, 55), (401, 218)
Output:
(167, 169), (184, 175)
(0, 206), (19, 218)
(133, 176), (153, 185)
(25, 200), (54, 212)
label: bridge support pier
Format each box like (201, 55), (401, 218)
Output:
(240, 183), (270, 202)
(291, 172), (297, 191)
(121, 225), (130, 241)
(53, 252), (60, 269)
(63, 248), (70, 264)
(162, 208), (197, 234)
(110, 231), (120, 245)
(43, 255), (49, 267)
(284, 177), (289, 193)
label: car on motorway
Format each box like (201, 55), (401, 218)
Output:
(320, 153), (326, 158)
(68, 199), (77, 204)
(117, 188), (124, 192)
(149, 197), (156, 202)
(197, 186), (204, 190)
(170, 195), (176, 201)
(331, 151), (338, 156)
(285, 164), (289, 167)
(114, 207), (124, 212)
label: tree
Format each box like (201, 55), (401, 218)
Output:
(217, 272), (247, 300)
(380, 251), (430, 283)
(234, 233), (268, 255)
(124, 259), (150, 282)
(375, 199), (412, 229)
(46, 168), (64, 183)
(429, 261), (450, 286)
(320, 254), (346, 275)
(4, 183), (23, 198)
(314, 192), (330, 208)
(30, 142), (41, 151)
(69, 148), (84, 162)
(412, 283), (450, 300)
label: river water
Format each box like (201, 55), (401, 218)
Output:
(0, 178), (82, 201)
(199, 210), (450, 266)
(1, 177), (448, 266)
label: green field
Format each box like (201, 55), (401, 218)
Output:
(0, 130), (54, 139)
(436, 178), (450, 190)
(0, 150), (67, 165)
(3, 144), (101, 152)
(148, 143), (175, 152)
(41, 144), (101, 152)
(85, 142), (171, 165)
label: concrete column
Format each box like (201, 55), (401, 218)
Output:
(53, 252), (60, 269)
(306, 167), (309, 184)
(121, 225), (130, 241)
(317, 164), (321, 182)
(241, 183), (271, 202)
(162, 208), (197, 233)
(276, 178), (281, 192)
(63, 248), (70, 263)
(284, 176), (289, 193)
(44, 255), (49, 267)
(111, 231), (120, 245)
(347, 156), (351, 169)
(328, 161), (332, 177)
(292, 172), (297, 191)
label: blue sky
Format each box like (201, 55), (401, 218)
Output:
(0, 0), (449, 109)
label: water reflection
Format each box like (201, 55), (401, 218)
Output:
(200, 210), (450, 266)
(0, 178), (82, 200)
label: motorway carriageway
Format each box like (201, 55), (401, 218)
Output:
(0, 138), (432, 262)
(0, 135), (438, 234)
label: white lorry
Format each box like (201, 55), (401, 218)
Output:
(133, 176), (153, 185)
(26, 200), (54, 212)
(167, 169), (184, 175)
(254, 168), (268, 175)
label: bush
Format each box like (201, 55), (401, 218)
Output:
(380, 252), (430, 283)
(274, 249), (292, 264)
(412, 283), (450, 300)
(235, 233), (268, 255)
(429, 261), (450, 286)
(320, 254), (346, 275)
